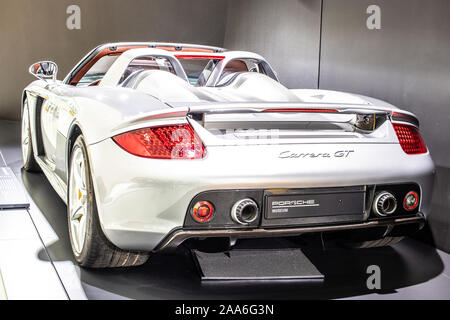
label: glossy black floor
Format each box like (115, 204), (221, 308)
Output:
(3, 120), (450, 299)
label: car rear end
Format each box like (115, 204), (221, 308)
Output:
(88, 104), (435, 252)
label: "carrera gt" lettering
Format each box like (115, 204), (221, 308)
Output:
(279, 150), (355, 159)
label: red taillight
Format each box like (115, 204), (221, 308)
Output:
(192, 201), (214, 223)
(393, 124), (427, 155)
(113, 124), (206, 159)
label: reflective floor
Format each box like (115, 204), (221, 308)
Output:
(1, 120), (450, 300)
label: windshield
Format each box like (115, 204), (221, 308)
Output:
(177, 58), (221, 86)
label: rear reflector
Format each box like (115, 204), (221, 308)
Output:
(113, 124), (206, 159)
(192, 201), (214, 223)
(403, 191), (419, 211)
(393, 124), (427, 155)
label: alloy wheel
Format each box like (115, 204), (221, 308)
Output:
(69, 146), (89, 255)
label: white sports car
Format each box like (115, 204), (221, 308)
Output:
(22, 42), (435, 268)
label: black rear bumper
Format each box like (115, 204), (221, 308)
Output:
(156, 215), (425, 252)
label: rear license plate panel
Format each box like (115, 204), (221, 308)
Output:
(263, 187), (366, 226)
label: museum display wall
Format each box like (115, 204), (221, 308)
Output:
(224, 0), (450, 253)
(0, 0), (448, 251)
(0, 0), (227, 120)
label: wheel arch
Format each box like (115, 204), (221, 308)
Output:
(65, 124), (120, 256)
(66, 123), (83, 176)
(21, 90), (27, 115)
(22, 90), (47, 157)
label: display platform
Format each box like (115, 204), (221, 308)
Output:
(193, 249), (324, 281)
(0, 166), (29, 209)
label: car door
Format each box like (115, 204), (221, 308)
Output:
(39, 83), (72, 172)
(40, 95), (59, 169)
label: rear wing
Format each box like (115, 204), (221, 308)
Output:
(112, 102), (419, 134)
(108, 102), (425, 153)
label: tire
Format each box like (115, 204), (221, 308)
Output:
(345, 236), (405, 249)
(68, 135), (149, 268)
(21, 99), (41, 172)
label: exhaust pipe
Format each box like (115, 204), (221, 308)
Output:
(231, 199), (259, 225)
(373, 192), (397, 217)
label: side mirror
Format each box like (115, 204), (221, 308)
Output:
(29, 61), (58, 82)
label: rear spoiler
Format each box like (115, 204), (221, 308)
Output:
(391, 111), (420, 127)
(187, 104), (419, 124)
(190, 106), (421, 132)
(112, 105), (420, 134)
